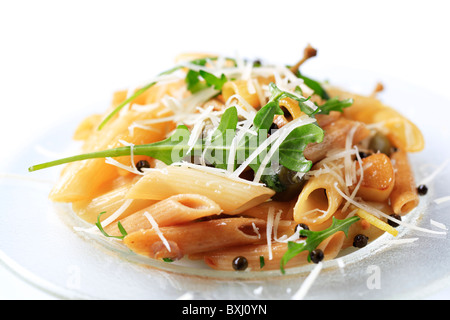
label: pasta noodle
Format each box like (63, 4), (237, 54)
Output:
(104, 193), (221, 236)
(389, 150), (420, 215)
(29, 46), (429, 274)
(293, 167), (345, 226)
(125, 166), (275, 214)
(123, 218), (268, 259)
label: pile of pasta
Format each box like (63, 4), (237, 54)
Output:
(47, 49), (424, 272)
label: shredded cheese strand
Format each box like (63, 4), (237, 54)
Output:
(143, 212), (171, 252)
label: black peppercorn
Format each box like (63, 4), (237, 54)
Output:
(358, 151), (371, 159)
(417, 184), (428, 196)
(136, 160), (151, 172)
(296, 223), (310, 239)
(353, 234), (369, 248)
(232, 256), (248, 271)
(309, 249), (324, 264)
(388, 213), (402, 228)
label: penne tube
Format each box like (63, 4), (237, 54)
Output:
(50, 106), (172, 202)
(304, 118), (371, 163)
(104, 194), (222, 236)
(73, 114), (103, 141)
(123, 217), (268, 260)
(222, 76), (273, 110)
(49, 159), (121, 202)
(222, 80), (261, 109)
(202, 231), (346, 271)
(72, 187), (156, 223)
(126, 166), (275, 214)
(72, 175), (156, 224)
(293, 167), (344, 225)
(389, 150), (419, 215)
(240, 200), (295, 221)
(325, 86), (424, 152)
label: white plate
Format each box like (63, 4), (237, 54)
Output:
(1, 68), (450, 299)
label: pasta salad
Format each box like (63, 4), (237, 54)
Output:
(29, 45), (429, 273)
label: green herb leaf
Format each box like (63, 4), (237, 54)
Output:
(296, 72), (330, 100)
(97, 82), (157, 130)
(278, 123), (324, 172)
(316, 97), (353, 115)
(199, 70), (228, 91)
(95, 212), (128, 240)
(186, 69), (208, 93)
(203, 106), (238, 169)
(280, 216), (359, 274)
(259, 256), (265, 269)
(28, 125), (192, 171)
(267, 83), (317, 116)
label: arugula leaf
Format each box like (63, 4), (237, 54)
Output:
(280, 216), (359, 274)
(186, 70), (228, 94)
(97, 82), (157, 130)
(95, 211), (128, 240)
(296, 72), (330, 100)
(185, 69), (208, 93)
(203, 106), (238, 169)
(27, 125), (192, 171)
(266, 83), (317, 116)
(278, 123), (323, 172)
(244, 83), (324, 181)
(199, 70), (228, 91)
(316, 97), (353, 115)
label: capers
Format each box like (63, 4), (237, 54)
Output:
(369, 132), (392, 156)
(272, 166), (305, 201)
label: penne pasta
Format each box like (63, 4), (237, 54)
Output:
(293, 167), (345, 226)
(123, 217), (268, 260)
(72, 175), (156, 224)
(240, 200), (295, 221)
(104, 194), (222, 236)
(29, 46), (428, 274)
(126, 166), (275, 214)
(389, 150), (419, 215)
(325, 86), (424, 152)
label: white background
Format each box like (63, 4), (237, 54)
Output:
(0, 0), (449, 299)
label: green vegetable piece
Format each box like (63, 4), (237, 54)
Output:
(280, 216), (359, 274)
(95, 211), (128, 240)
(259, 256), (265, 269)
(28, 125), (192, 171)
(316, 97), (354, 115)
(296, 72), (330, 100)
(203, 106), (238, 169)
(199, 70), (228, 91)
